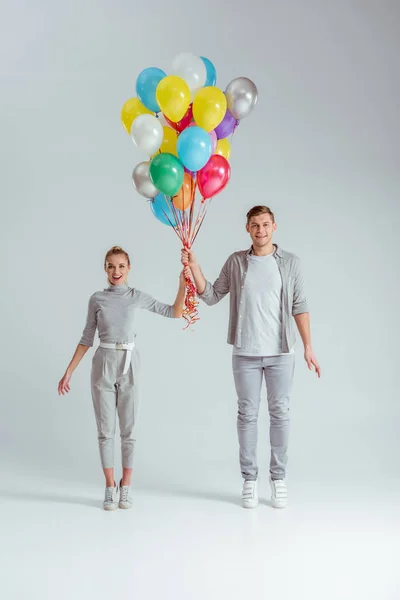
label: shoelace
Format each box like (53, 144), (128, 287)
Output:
(105, 486), (115, 502)
(242, 481), (256, 499)
(271, 480), (287, 498)
(120, 486), (130, 502)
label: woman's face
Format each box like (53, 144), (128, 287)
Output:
(105, 253), (130, 286)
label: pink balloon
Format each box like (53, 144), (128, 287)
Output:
(189, 122), (217, 153)
(197, 155), (231, 199)
(209, 129), (217, 152)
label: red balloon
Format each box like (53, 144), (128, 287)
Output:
(164, 104), (193, 133)
(197, 155), (231, 199)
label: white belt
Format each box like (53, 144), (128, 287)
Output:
(99, 342), (135, 375)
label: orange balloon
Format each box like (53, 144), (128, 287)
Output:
(172, 172), (195, 210)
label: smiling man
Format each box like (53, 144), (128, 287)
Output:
(181, 205), (320, 509)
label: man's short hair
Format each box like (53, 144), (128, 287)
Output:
(246, 205), (275, 224)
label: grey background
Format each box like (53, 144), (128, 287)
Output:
(1, 0), (398, 493)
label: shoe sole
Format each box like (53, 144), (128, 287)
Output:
(119, 503), (132, 510)
(242, 500), (259, 509)
(104, 504), (118, 511)
(271, 500), (287, 509)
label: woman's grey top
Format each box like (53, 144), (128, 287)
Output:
(79, 283), (174, 347)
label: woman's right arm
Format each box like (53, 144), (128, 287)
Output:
(58, 295), (97, 395)
(58, 344), (89, 395)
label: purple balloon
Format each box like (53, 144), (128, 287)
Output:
(184, 166), (196, 179)
(215, 109), (237, 139)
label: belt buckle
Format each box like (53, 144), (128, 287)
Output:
(115, 342), (124, 350)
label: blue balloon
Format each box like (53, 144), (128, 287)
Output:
(200, 56), (216, 87)
(136, 67), (166, 113)
(150, 193), (177, 227)
(177, 126), (212, 172)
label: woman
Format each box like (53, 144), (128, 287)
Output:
(58, 245), (185, 511)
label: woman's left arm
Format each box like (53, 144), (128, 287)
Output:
(134, 270), (186, 319)
(172, 270), (186, 318)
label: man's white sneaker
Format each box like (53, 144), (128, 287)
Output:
(242, 478), (259, 509)
(119, 480), (133, 510)
(270, 478), (287, 509)
(103, 482), (119, 511)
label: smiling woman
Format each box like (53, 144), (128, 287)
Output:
(57, 245), (186, 511)
(105, 246), (130, 285)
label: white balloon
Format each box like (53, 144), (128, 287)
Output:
(171, 52), (207, 98)
(131, 161), (158, 198)
(131, 114), (163, 156)
(157, 113), (168, 127)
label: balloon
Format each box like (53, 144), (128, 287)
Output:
(172, 172), (195, 211)
(157, 113), (168, 127)
(177, 125), (212, 172)
(131, 161), (158, 198)
(215, 108), (237, 139)
(184, 166), (196, 179)
(225, 77), (258, 120)
(131, 114), (163, 156)
(156, 76), (191, 122)
(150, 193), (177, 227)
(171, 53), (207, 98)
(215, 138), (231, 161)
(209, 129), (217, 153)
(193, 86), (227, 132)
(200, 56), (217, 87)
(153, 126), (178, 157)
(149, 153), (184, 196)
(121, 98), (153, 134)
(188, 121), (216, 152)
(197, 155), (231, 199)
(164, 104), (193, 133)
(136, 67), (167, 113)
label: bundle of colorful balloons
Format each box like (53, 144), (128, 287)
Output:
(121, 52), (258, 228)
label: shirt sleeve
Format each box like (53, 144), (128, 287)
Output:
(133, 289), (175, 318)
(292, 258), (309, 315)
(79, 295), (98, 347)
(198, 257), (230, 306)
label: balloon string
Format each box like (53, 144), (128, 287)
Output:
(157, 183), (209, 330)
(182, 274), (199, 330)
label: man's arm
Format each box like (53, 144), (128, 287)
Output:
(187, 262), (207, 294)
(181, 248), (229, 306)
(292, 258), (321, 378)
(294, 313), (321, 378)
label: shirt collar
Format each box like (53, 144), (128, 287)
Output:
(105, 282), (129, 294)
(246, 244), (283, 258)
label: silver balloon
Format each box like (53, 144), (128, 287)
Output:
(225, 77), (258, 120)
(132, 161), (158, 198)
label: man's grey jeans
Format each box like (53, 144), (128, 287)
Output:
(232, 354), (295, 481)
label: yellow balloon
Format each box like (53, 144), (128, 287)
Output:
(160, 126), (178, 156)
(151, 126), (179, 158)
(156, 76), (191, 122)
(121, 98), (153, 133)
(193, 86), (227, 133)
(215, 138), (231, 161)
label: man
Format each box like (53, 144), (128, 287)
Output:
(181, 205), (320, 509)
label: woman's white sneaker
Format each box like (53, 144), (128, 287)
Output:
(103, 482), (119, 511)
(119, 480), (133, 509)
(242, 478), (259, 509)
(270, 478), (287, 509)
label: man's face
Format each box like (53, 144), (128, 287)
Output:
(246, 213), (277, 248)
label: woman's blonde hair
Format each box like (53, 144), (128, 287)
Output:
(104, 246), (131, 268)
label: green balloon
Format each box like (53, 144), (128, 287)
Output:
(149, 153), (184, 196)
